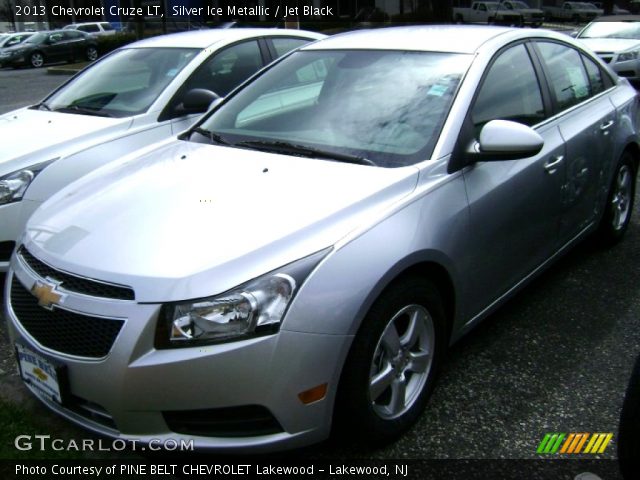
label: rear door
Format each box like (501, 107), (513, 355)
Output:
(533, 40), (617, 242)
(43, 32), (69, 62)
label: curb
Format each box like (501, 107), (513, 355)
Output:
(47, 63), (88, 75)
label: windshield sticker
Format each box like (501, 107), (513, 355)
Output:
(427, 84), (449, 97)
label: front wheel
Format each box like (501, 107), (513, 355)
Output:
(30, 52), (44, 68)
(86, 46), (98, 62)
(595, 152), (637, 245)
(334, 277), (445, 445)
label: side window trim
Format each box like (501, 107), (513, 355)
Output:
(256, 37), (272, 64)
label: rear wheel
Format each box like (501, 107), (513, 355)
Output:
(454, 14), (464, 24)
(595, 152), (637, 245)
(334, 277), (445, 444)
(86, 46), (98, 62)
(30, 52), (44, 68)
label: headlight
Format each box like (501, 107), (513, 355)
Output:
(617, 49), (640, 62)
(0, 159), (57, 206)
(155, 248), (331, 348)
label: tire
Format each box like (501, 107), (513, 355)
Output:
(29, 52), (44, 68)
(334, 276), (446, 445)
(595, 152), (637, 245)
(572, 14), (580, 24)
(86, 46), (98, 62)
(454, 14), (464, 24)
(488, 16), (496, 25)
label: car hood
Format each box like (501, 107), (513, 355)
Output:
(578, 37), (640, 53)
(0, 108), (131, 175)
(24, 141), (419, 302)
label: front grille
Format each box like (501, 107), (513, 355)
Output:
(10, 276), (124, 358)
(0, 241), (16, 261)
(18, 247), (135, 301)
(163, 405), (283, 437)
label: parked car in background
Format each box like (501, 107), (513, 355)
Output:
(6, 25), (637, 452)
(543, 2), (602, 22)
(0, 32), (33, 49)
(576, 15), (640, 83)
(63, 22), (116, 37)
(500, 1), (544, 27)
(453, 1), (523, 25)
(0, 32), (33, 66)
(0, 30), (98, 68)
(0, 28), (325, 271)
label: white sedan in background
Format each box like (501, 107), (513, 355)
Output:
(576, 15), (640, 83)
(0, 28), (325, 269)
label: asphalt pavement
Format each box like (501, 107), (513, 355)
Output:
(0, 66), (70, 115)
(0, 67), (639, 467)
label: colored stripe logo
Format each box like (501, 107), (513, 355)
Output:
(537, 433), (613, 454)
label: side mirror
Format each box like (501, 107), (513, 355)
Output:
(179, 88), (221, 115)
(568, 30), (580, 38)
(474, 119), (544, 160)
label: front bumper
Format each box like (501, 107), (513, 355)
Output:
(0, 54), (27, 67)
(595, 52), (640, 82)
(5, 251), (351, 452)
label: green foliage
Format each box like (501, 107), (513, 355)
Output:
(96, 33), (138, 55)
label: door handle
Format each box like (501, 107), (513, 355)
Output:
(544, 155), (564, 175)
(600, 120), (615, 134)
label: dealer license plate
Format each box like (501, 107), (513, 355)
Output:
(15, 343), (66, 404)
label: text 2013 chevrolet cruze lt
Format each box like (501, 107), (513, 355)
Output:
(5, 26), (639, 452)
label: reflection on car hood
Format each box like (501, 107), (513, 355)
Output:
(0, 108), (131, 175)
(578, 37), (640, 54)
(24, 140), (419, 301)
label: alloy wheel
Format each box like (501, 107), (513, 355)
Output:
(369, 304), (435, 420)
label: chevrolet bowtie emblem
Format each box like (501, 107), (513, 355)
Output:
(31, 280), (65, 310)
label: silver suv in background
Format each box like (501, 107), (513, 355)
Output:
(63, 22), (116, 37)
(5, 26), (638, 452)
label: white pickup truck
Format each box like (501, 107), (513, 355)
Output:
(542, 2), (602, 22)
(500, 1), (545, 26)
(453, 1), (523, 25)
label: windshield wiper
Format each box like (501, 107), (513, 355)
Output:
(191, 127), (232, 146)
(53, 105), (114, 118)
(235, 140), (377, 166)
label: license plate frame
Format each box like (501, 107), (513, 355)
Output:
(15, 342), (69, 405)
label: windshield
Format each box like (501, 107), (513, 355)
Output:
(198, 49), (471, 167)
(579, 21), (640, 39)
(511, 2), (530, 8)
(43, 47), (199, 117)
(25, 32), (46, 44)
(486, 4), (500, 11)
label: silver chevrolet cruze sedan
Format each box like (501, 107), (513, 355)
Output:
(5, 26), (639, 452)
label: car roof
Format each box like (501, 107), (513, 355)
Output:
(129, 28), (325, 49)
(592, 14), (640, 21)
(301, 25), (530, 54)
